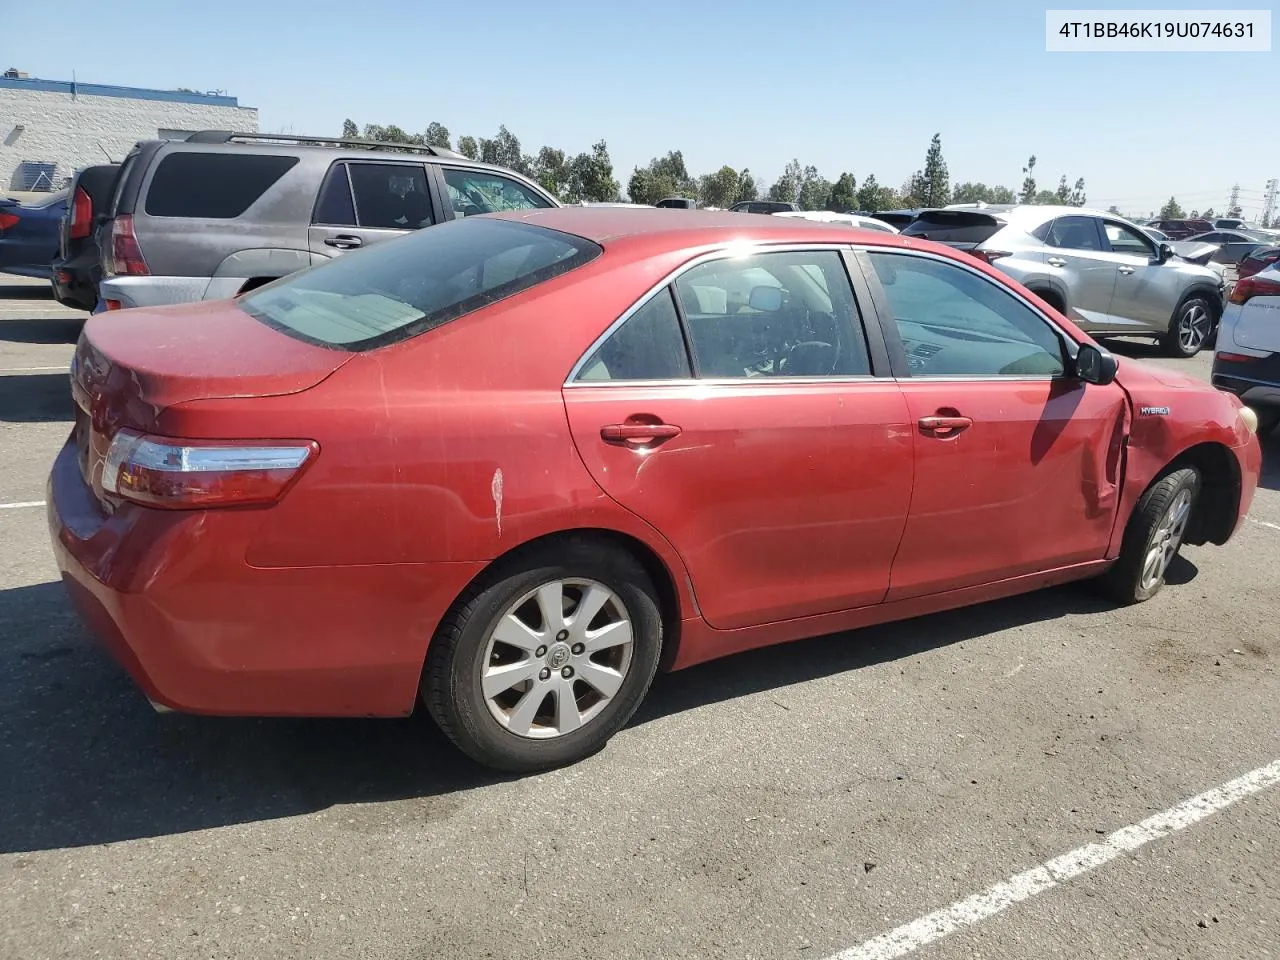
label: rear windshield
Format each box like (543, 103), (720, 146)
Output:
(900, 212), (1004, 245)
(239, 217), (602, 351)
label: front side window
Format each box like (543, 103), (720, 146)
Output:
(239, 218), (600, 351)
(144, 153), (298, 218)
(443, 168), (552, 217)
(868, 252), (1065, 377)
(347, 163), (433, 229)
(674, 250), (871, 378)
(1104, 221), (1156, 259)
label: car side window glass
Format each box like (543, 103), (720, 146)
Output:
(868, 252), (1066, 378)
(575, 288), (692, 382)
(347, 163), (433, 230)
(1046, 216), (1102, 251)
(674, 251), (871, 379)
(313, 163), (356, 226)
(1104, 222), (1155, 258)
(443, 168), (551, 217)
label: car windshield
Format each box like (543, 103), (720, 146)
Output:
(239, 217), (601, 351)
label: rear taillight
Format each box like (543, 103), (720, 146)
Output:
(1216, 352), (1264, 363)
(1228, 275), (1280, 305)
(969, 249), (1012, 264)
(109, 215), (149, 276)
(69, 186), (93, 240)
(0, 211), (18, 231)
(1239, 252), (1280, 279)
(100, 429), (317, 509)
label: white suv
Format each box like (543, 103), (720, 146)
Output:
(1213, 264), (1280, 436)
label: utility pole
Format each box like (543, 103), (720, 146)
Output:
(1263, 178), (1278, 228)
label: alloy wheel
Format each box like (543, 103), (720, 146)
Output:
(1140, 488), (1192, 591)
(1177, 304), (1211, 353)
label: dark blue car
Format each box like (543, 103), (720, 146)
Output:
(0, 189), (68, 278)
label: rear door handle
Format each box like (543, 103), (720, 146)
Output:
(323, 235), (363, 249)
(918, 415), (973, 437)
(1046, 256), (1067, 267)
(601, 420), (682, 447)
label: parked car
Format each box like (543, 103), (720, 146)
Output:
(654, 197), (697, 209)
(902, 206), (1226, 356)
(1237, 245), (1280, 280)
(1180, 229), (1270, 265)
(1213, 264), (1280, 436)
(49, 208), (1261, 771)
(729, 200), (799, 214)
(1142, 227), (1170, 243)
(1145, 218), (1214, 240)
(869, 209), (920, 229)
(0, 189), (68, 278)
(1213, 218), (1248, 230)
(51, 164), (120, 310)
(94, 130), (560, 311)
(773, 210), (899, 233)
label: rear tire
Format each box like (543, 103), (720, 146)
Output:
(423, 540), (663, 772)
(1096, 467), (1200, 604)
(1161, 296), (1215, 357)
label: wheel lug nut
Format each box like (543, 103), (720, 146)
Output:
(535, 645), (547, 657)
(538, 667), (551, 681)
(556, 630), (569, 642)
(571, 643), (585, 655)
(561, 666), (574, 679)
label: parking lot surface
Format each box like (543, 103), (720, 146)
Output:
(2, 276), (1278, 960)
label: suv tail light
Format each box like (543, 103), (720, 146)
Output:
(100, 429), (317, 509)
(1228, 275), (1280, 305)
(69, 185), (93, 240)
(0, 211), (19, 231)
(109, 215), (149, 276)
(968, 249), (1012, 265)
(1239, 251), (1280, 279)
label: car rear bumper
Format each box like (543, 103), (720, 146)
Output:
(47, 438), (484, 717)
(51, 250), (100, 311)
(98, 275), (216, 310)
(1212, 353), (1280, 410)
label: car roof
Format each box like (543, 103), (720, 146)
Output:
(491, 207), (918, 252)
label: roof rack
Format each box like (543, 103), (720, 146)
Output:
(182, 130), (467, 159)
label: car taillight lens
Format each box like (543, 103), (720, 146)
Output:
(0, 211), (19, 231)
(1228, 275), (1280, 305)
(100, 429), (317, 509)
(109, 215), (149, 276)
(69, 186), (93, 240)
(969, 249), (1012, 264)
(1239, 252), (1280, 279)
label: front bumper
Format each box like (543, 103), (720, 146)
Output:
(47, 439), (484, 717)
(1212, 352), (1280, 411)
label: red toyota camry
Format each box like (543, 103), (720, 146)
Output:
(49, 208), (1262, 771)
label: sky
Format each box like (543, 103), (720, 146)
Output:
(5, 0), (1277, 218)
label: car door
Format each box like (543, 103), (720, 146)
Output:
(561, 247), (914, 630)
(1033, 215), (1117, 330)
(307, 161), (438, 263)
(435, 166), (555, 220)
(859, 249), (1130, 602)
(1102, 219), (1180, 331)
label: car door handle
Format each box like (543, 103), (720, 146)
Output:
(918, 415), (973, 436)
(1046, 256), (1067, 267)
(1117, 265), (1135, 275)
(601, 420), (682, 447)
(323, 235), (363, 249)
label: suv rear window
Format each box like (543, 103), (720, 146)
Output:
(900, 211), (1004, 246)
(145, 153), (299, 218)
(239, 218), (601, 351)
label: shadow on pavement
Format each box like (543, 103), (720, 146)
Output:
(0, 317), (83, 345)
(0, 373), (74, 423)
(0, 570), (1155, 854)
(0, 284), (57, 300)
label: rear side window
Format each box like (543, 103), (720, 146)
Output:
(239, 218), (601, 351)
(900, 212), (1004, 246)
(575, 289), (692, 382)
(144, 153), (298, 218)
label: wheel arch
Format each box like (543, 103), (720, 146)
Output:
(1164, 441), (1241, 546)
(1173, 282), (1225, 321)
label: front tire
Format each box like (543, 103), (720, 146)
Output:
(1097, 467), (1200, 604)
(1161, 297), (1215, 357)
(423, 540), (663, 772)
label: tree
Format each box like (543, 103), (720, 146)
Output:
(341, 118), (358, 139)
(1189, 209), (1200, 219)
(1159, 196), (1185, 219)
(1054, 175), (1072, 204)
(1106, 205), (1121, 216)
(952, 182), (994, 204)
(628, 150), (696, 204)
(533, 146), (571, 199)
(1020, 155), (1037, 204)
(457, 135), (478, 160)
(828, 172), (857, 212)
(1034, 189), (1058, 205)
(856, 174), (882, 212)
(919, 133), (950, 208)
(698, 165), (741, 208)
(1202, 206), (1216, 219)
(736, 169), (758, 203)
(424, 122), (451, 150)
(478, 125), (530, 174)
(1069, 177), (1086, 206)
(797, 165), (832, 211)
(990, 185), (1016, 204)
(567, 140), (619, 202)
(768, 159), (803, 204)
(900, 172), (927, 208)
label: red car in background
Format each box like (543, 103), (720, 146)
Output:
(49, 209), (1262, 771)
(1145, 218), (1214, 240)
(1237, 245), (1280, 280)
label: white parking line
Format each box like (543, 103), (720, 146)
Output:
(0, 500), (46, 510)
(826, 758), (1280, 960)
(1247, 517), (1280, 533)
(0, 365), (69, 373)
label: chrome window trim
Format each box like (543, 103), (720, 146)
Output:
(564, 242), (878, 387)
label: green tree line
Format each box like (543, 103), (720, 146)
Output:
(340, 122), (1088, 214)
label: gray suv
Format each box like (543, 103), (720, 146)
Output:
(901, 205), (1225, 357)
(96, 131), (560, 311)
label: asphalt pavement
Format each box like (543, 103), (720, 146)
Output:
(1, 276), (1277, 960)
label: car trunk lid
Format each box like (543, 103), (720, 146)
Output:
(899, 210), (1007, 251)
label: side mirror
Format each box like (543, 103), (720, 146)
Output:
(1157, 242), (1175, 263)
(1075, 343), (1119, 385)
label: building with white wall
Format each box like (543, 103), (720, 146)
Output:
(0, 70), (258, 192)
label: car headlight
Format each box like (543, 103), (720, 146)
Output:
(1240, 406), (1259, 434)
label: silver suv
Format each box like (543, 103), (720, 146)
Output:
(901, 205), (1225, 357)
(96, 131), (560, 311)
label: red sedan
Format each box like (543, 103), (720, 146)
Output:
(49, 209), (1262, 771)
